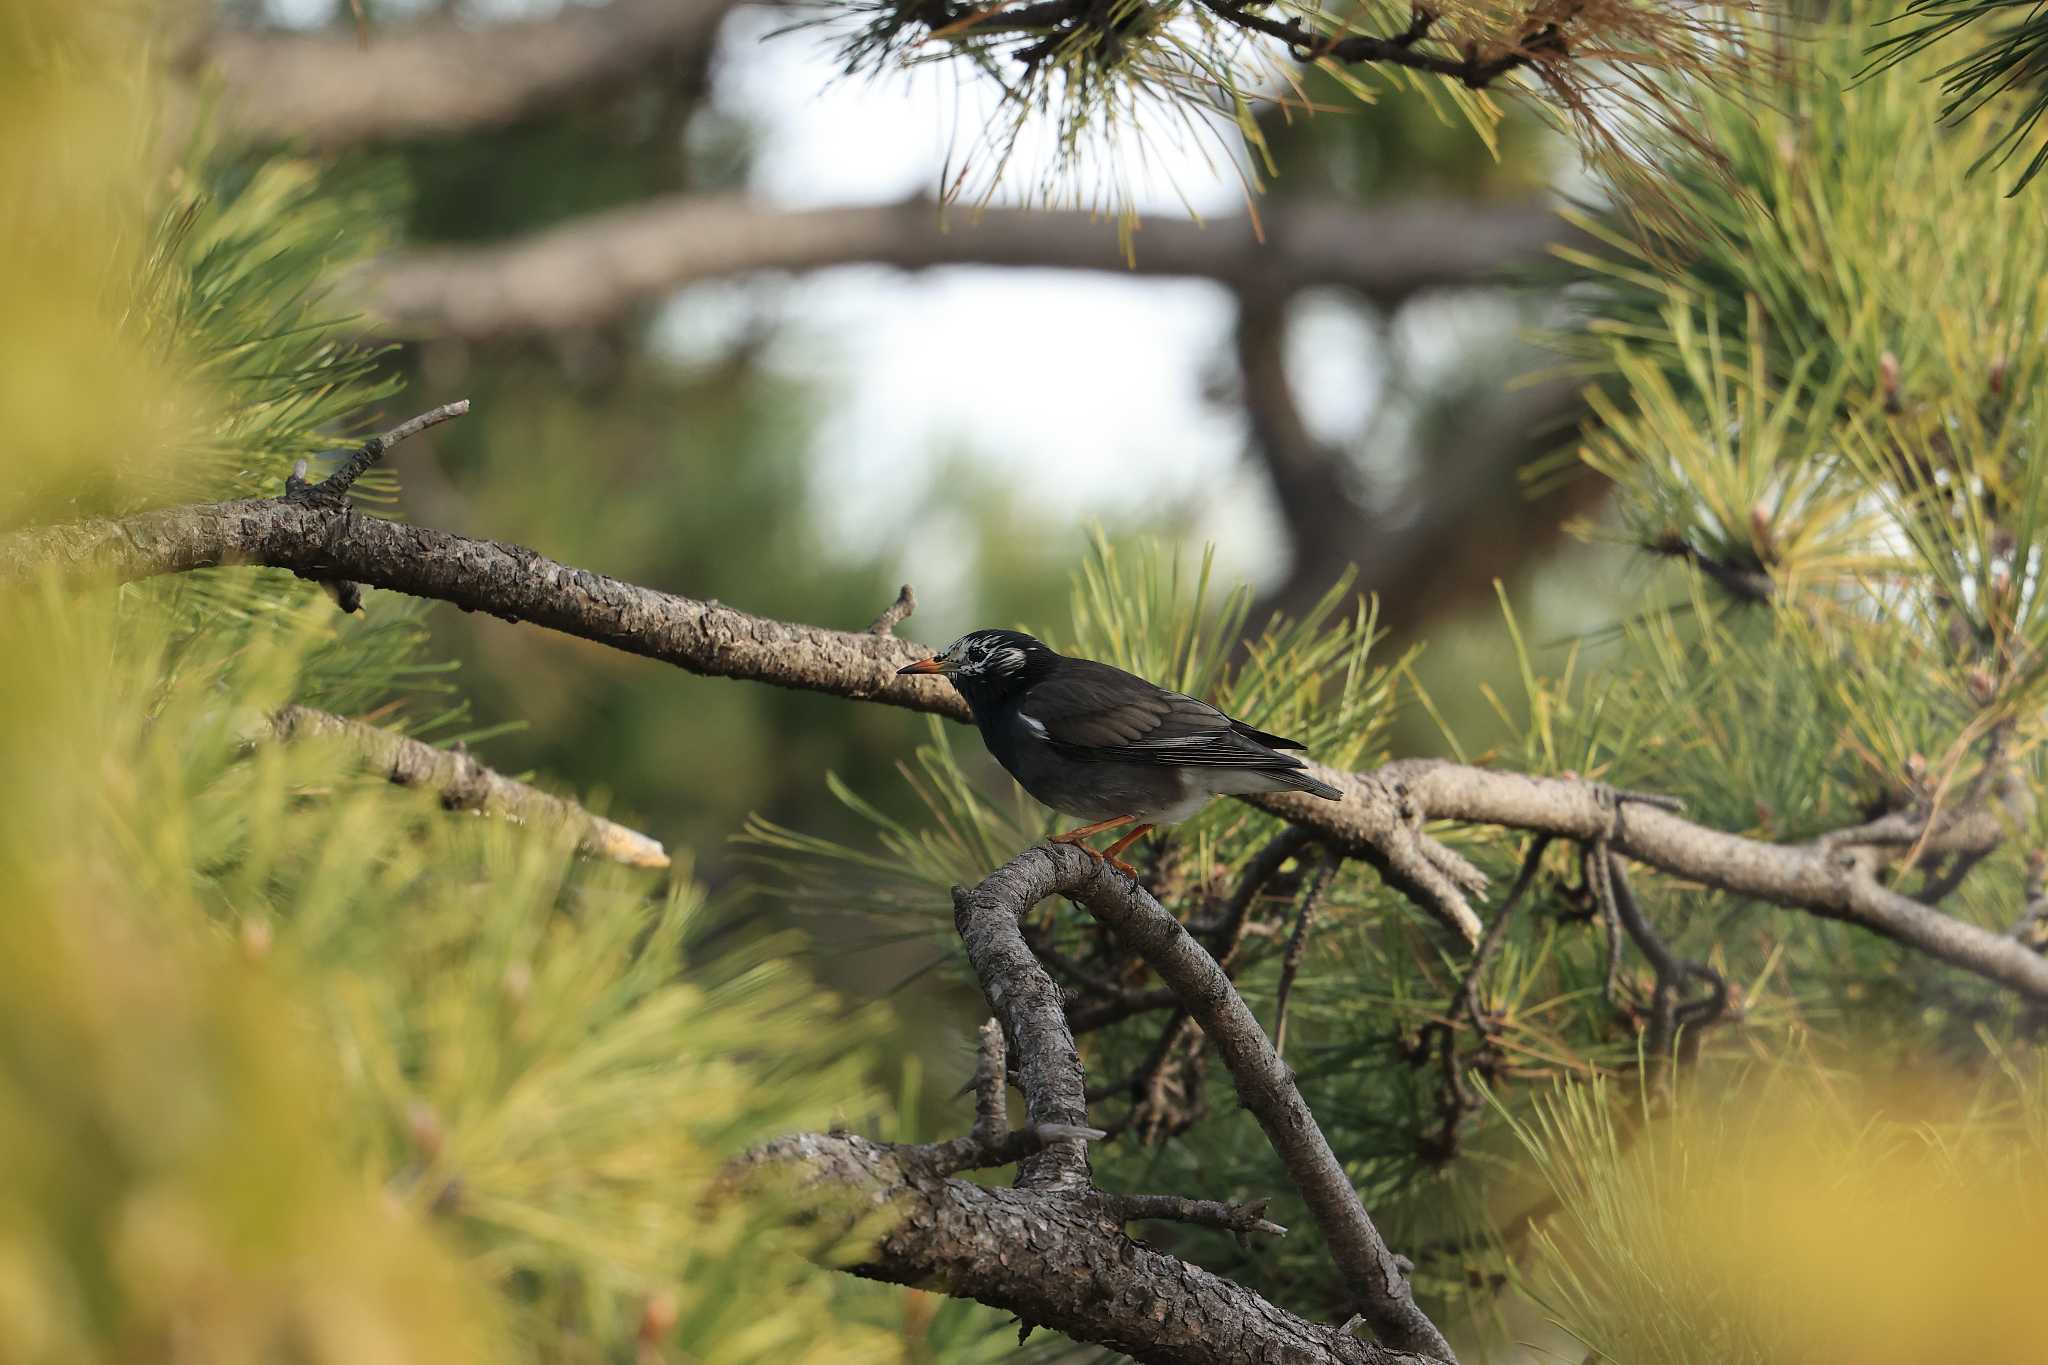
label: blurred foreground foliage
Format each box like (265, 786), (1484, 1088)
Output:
(2, 5), (1003, 1361)
(1513, 1046), (2048, 1364)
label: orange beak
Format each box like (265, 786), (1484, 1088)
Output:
(897, 656), (948, 675)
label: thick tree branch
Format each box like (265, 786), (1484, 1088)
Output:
(737, 841), (1433, 1360)
(952, 868), (1096, 1192)
(10, 493), (2048, 998)
(0, 496), (959, 716)
(1010, 844), (1453, 1359)
(197, 0), (740, 150)
(268, 705), (669, 869)
(743, 1131), (1428, 1365)
(1367, 762), (2045, 996)
(345, 193), (1579, 340)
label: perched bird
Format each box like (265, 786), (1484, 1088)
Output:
(898, 629), (1343, 875)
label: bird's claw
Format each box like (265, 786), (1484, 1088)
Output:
(1043, 837), (1138, 880)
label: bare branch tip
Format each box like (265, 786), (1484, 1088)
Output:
(867, 583), (918, 636)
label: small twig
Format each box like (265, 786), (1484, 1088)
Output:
(1354, 776), (1488, 944)
(866, 583), (917, 636)
(1917, 846), (1989, 904)
(1586, 840), (1626, 1008)
(1419, 834), (1554, 1166)
(921, 1121), (1110, 1177)
(1273, 855), (1339, 1060)
(1605, 853), (1727, 1065)
(1066, 984), (1179, 1034)
(1650, 536), (1775, 604)
(1111, 1013), (1203, 1139)
(1200, 0), (1563, 88)
(1451, 835), (1554, 1036)
(1099, 1192), (1287, 1240)
(285, 399), (471, 505)
(1212, 826), (1317, 969)
(2009, 850), (2048, 952)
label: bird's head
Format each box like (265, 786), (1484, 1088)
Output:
(897, 629), (1055, 700)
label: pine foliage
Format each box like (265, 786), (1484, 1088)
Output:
(749, 2), (2048, 1342)
(2, 7), (957, 1362)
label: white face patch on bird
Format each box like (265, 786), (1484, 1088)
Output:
(895, 629), (1045, 682)
(929, 632), (1028, 678)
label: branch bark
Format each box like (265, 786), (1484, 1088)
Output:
(746, 841), (1448, 1362)
(9, 493), (2047, 999)
(743, 1131), (1429, 1365)
(953, 865), (1096, 1192)
(197, 0), (741, 150)
(345, 193), (1579, 340)
(1015, 844), (1452, 1358)
(269, 704), (669, 869)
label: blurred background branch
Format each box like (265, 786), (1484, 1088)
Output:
(193, 0), (744, 148)
(344, 193), (1582, 340)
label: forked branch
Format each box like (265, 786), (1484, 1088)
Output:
(744, 844), (1440, 1363)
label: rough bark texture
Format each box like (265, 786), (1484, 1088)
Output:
(199, 0), (739, 150)
(270, 704), (667, 868)
(8, 496), (2046, 999)
(953, 874), (1093, 1192)
(0, 496), (961, 717)
(745, 1133), (1429, 1365)
(743, 840), (1450, 1362)
(345, 194), (1581, 340)
(1011, 844), (1452, 1359)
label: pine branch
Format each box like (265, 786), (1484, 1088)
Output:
(741, 843), (1441, 1358)
(198, 0), (742, 150)
(741, 1131), (1426, 1365)
(1010, 844), (1454, 1359)
(9, 479), (2048, 998)
(952, 865), (1098, 1192)
(1272, 856), (1337, 1059)
(1198, 1), (1563, 87)
(269, 705), (669, 869)
(743, 845), (1439, 1362)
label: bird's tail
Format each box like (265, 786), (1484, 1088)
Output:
(1275, 766), (1344, 801)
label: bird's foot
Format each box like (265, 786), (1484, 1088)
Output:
(1055, 838), (1106, 864)
(1049, 816), (1138, 847)
(1105, 854), (1141, 879)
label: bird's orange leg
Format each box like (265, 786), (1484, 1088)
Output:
(1099, 824), (1154, 878)
(1048, 815), (1137, 858)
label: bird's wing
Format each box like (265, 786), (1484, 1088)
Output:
(1021, 660), (1309, 768)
